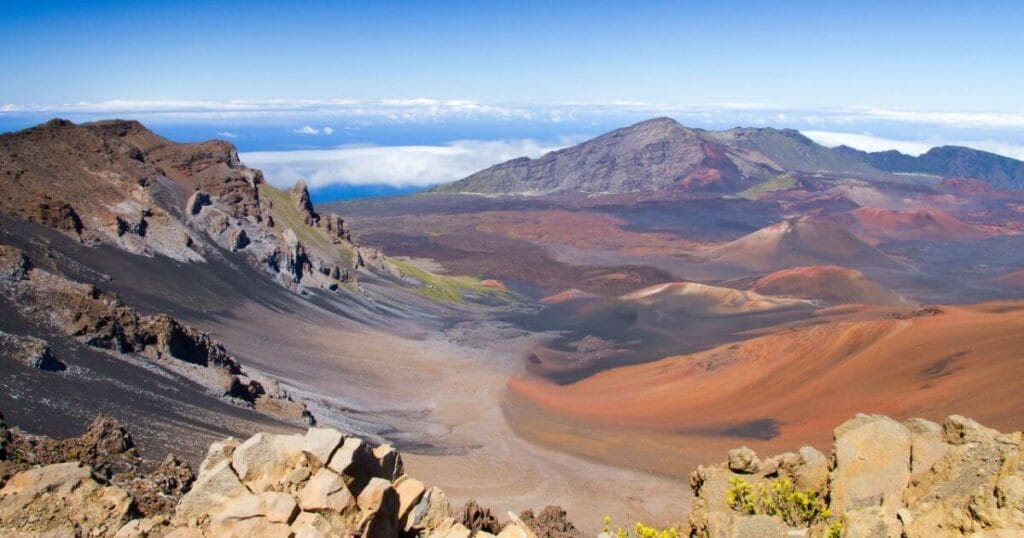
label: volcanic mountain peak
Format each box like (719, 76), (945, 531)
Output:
(435, 117), (1024, 196)
(434, 116), (718, 195)
(753, 265), (913, 306)
(433, 117), (887, 196)
(843, 206), (992, 242)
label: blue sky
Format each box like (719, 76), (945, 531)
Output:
(3, 1), (1023, 109)
(3, 1), (1024, 195)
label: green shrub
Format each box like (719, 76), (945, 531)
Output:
(725, 477), (832, 527)
(825, 517), (846, 538)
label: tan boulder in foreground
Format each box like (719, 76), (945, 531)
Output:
(688, 414), (1024, 538)
(4, 412), (1019, 537)
(0, 461), (133, 537)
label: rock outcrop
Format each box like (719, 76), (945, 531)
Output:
(0, 119), (367, 294)
(517, 506), (583, 538)
(2, 412), (1020, 537)
(0, 415), (543, 538)
(0, 462), (134, 537)
(0, 244), (313, 425)
(0, 331), (65, 371)
(0, 414), (195, 524)
(687, 413), (1024, 537)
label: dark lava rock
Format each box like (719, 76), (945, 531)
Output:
(458, 500), (503, 535)
(519, 506), (583, 538)
(0, 332), (66, 371)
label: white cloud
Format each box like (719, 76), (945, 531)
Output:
(803, 130), (1024, 160)
(291, 125), (336, 135)
(3, 98), (1024, 132)
(240, 138), (572, 189)
(216, 131), (238, 139)
(803, 131), (934, 155)
(854, 108), (1024, 130)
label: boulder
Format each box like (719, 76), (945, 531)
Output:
(296, 468), (355, 513)
(904, 418), (950, 478)
(830, 414), (911, 513)
(459, 500), (503, 535)
(327, 436), (377, 493)
(373, 443), (405, 481)
(175, 459), (254, 523)
(302, 427), (345, 469)
(0, 462), (133, 537)
(795, 446), (829, 493)
(394, 476), (426, 525)
(357, 477), (400, 537)
(517, 505), (581, 538)
(124, 453), (195, 517)
(231, 432), (309, 493)
(199, 437), (239, 475)
(406, 486), (454, 533)
(727, 446), (761, 474)
(0, 332), (66, 371)
(291, 511), (335, 538)
(944, 415), (1002, 445)
(259, 491), (299, 524)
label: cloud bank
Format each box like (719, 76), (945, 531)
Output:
(4, 98), (1024, 131)
(802, 131), (934, 156)
(804, 130), (1024, 160)
(240, 138), (571, 189)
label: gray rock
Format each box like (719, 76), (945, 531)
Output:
(728, 446), (761, 474)
(0, 332), (66, 371)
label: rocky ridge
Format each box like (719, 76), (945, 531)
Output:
(435, 117), (1024, 195)
(0, 244), (312, 424)
(0, 413), (538, 538)
(2, 412), (1021, 537)
(0, 119), (375, 293)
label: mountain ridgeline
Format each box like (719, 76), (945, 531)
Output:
(434, 117), (1024, 195)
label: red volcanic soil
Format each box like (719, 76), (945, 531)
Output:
(940, 178), (998, 195)
(703, 218), (905, 273)
(838, 207), (993, 243)
(539, 288), (599, 305)
(752, 265), (912, 307)
(474, 209), (701, 256)
(674, 141), (744, 191)
(508, 302), (1024, 472)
